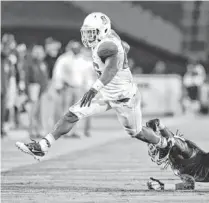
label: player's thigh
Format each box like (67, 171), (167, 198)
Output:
(114, 91), (142, 136)
(69, 98), (111, 120)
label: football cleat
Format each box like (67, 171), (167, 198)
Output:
(146, 118), (160, 132)
(15, 139), (45, 161)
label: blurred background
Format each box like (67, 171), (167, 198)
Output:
(1, 1), (209, 140)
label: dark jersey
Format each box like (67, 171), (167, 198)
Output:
(169, 138), (209, 182)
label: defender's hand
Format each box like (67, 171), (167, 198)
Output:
(146, 119), (160, 132)
(147, 177), (164, 191)
(80, 88), (98, 107)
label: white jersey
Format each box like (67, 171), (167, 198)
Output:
(92, 31), (137, 100)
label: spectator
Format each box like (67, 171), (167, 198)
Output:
(51, 40), (93, 138)
(183, 60), (206, 113)
(44, 37), (62, 80)
(74, 46), (96, 137)
(1, 34), (19, 130)
(40, 40), (76, 135)
(128, 58), (135, 72)
(199, 75), (209, 114)
(1, 44), (8, 137)
(50, 40), (78, 125)
(153, 60), (166, 74)
(15, 44), (28, 128)
(25, 45), (49, 138)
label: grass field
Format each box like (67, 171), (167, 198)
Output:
(1, 114), (209, 203)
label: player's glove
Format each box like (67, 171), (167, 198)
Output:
(147, 177), (165, 191)
(80, 88), (98, 107)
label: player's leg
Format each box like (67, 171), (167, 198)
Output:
(114, 91), (167, 147)
(16, 97), (111, 160)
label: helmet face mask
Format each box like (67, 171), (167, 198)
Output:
(81, 12), (111, 48)
(148, 143), (170, 167)
(80, 27), (99, 48)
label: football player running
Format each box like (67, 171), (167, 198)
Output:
(146, 118), (209, 191)
(16, 12), (169, 161)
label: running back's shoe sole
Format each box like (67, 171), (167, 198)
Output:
(15, 142), (44, 161)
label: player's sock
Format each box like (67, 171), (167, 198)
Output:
(155, 136), (167, 148)
(39, 133), (55, 152)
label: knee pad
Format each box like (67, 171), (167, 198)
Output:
(64, 111), (79, 123)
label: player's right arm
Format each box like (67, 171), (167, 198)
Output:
(80, 41), (119, 107)
(91, 41), (119, 91)
(159, 126), (193, 158)
(149, 119), (194, 158)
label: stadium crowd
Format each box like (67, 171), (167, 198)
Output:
(1, 33), (209, 139)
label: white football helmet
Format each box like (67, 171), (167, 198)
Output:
(80, 12), (111, 48)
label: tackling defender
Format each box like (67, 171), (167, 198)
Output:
(146, 118), (209, 190)
(16, 12), (168, 161)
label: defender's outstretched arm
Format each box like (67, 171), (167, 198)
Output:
(80, 42), (119, 107)
(159, 124), (193, 158)
(148, 174), (195, 191)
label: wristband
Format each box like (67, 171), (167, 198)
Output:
(92, 79), (104, 91)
